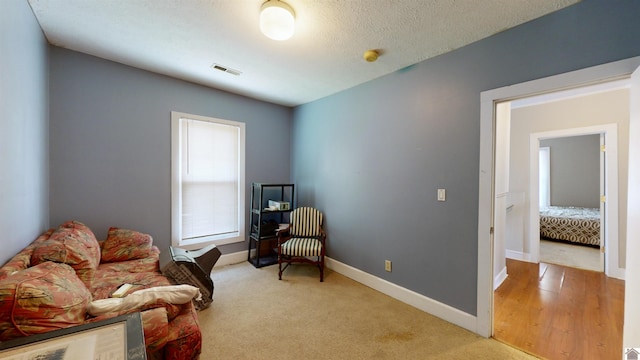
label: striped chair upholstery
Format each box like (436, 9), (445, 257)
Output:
(278, 207), (326, 281)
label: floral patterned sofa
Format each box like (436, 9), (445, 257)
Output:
(0, 220), (202, 359)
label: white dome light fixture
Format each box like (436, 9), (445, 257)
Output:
(260, 0), (295, 41)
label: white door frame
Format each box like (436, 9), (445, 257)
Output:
(476, 56), (640, 337)
(623, 63), (640, 349)
(528, 125), (618, 278)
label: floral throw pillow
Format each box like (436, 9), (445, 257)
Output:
(31, 222), (101, 288)
(101, 227), (153, 263)
(0, 262), (92, 340)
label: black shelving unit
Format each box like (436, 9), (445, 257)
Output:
(247, 183), (294, 268)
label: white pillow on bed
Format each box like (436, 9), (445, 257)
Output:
(87, 284), (202, 316)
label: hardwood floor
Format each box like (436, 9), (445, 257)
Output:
(494, 259), (624, 360)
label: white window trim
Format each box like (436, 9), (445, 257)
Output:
(171, 111), (245, 249)
(539, 146), (551, 208)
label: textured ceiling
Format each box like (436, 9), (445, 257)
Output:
(28, 0), (579, 107)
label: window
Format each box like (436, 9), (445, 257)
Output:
(171, 111), (245, 248)
(539, 146), (550, 208)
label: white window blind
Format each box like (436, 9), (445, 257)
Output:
(171, 112), (245, 248)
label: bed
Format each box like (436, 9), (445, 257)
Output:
(539, 206), (601, 247)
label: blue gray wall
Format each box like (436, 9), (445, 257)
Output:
(49, 48), (292, 254)
(0, 1), (49, 266)
(5, 0), (640, 319)
(292, 0), (640, 315)
(540, 135), (601, 208)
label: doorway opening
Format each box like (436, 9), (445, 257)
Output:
(523, 123), (620, 275)
(475, 56), (640, 338)
(535, 132), (607, 273)
(480, 64), (634, 359)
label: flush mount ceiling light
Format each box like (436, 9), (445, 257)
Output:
(260, 0), (295, 41)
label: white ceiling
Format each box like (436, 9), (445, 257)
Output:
(28, 0), (579, 107)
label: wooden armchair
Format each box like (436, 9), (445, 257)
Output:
(277, 207), (326, 282)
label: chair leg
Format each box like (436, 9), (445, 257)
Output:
(319, 256), (324, 282)
(278, 258), (283, 280)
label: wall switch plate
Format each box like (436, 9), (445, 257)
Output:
(385, 260), (392, 272)
(437, 189), (446, 201)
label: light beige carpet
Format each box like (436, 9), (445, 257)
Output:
(540, 239), (601, 272)
(197, 262), (538, 360)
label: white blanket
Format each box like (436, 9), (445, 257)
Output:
(87, 284), (202, 316)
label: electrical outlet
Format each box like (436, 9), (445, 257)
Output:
(385, 260), (392, 272)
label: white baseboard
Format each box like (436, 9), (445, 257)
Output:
(505, 250), (532, 262)
(494, 266), (508, 290)
(610, 267), (625, 280)
(214, 250), (249, 268)
(325, 257), (477, 334)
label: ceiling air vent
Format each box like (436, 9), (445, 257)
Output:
(210, 63), (242, 76)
